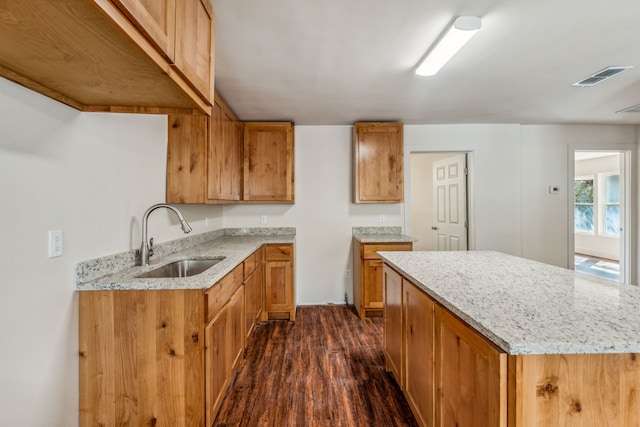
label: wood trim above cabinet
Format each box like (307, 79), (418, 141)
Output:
(0, 0), (211, 114)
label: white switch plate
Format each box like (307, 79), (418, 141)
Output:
(48, 230), (63, 258)
(345, 269), (352, 279)
(260, 215), (268, 224)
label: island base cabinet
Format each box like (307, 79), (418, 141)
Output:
(436, 306), (507, 427)
(509, 353), (640, 427)
(79, 290), (205, 427)
(383, 265), (403, 387)
(404, 282), (435, 427)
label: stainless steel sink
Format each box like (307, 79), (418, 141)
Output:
(137, 257), (225, 278)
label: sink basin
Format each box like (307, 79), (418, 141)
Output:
(137, 257), (225, 278)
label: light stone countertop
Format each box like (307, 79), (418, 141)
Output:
(352, 226), (417, 243)
(76, 232), (294, 291)
(378, 250), (640, 355)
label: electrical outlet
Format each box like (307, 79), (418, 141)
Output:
(260, 215), (268, 224)
(48, 230), (63, 258)
(378, 213), (386, 222)
(345, 269), (352, 279)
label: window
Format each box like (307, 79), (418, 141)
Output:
(574, 178), (594, 233)
(574, 173), (620, 236)
(604, 174), (620, 236)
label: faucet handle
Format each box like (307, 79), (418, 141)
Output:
(149, 237), (154, 257)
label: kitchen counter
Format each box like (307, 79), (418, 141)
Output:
(76, 228), (295, 291)
(378, 250), (640, 355)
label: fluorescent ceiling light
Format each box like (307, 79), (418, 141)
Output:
(416, 16), (482, 77)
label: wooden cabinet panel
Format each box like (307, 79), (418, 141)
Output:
(510, 353), (640, 427)
(174, 0), (214, 102)
(353, 122), (404, 203)
(362, 242), (413, 260)
(79, 290), (205, 427)
(207, 95), (242, 202)
(435, 306), (507, 427)
(205, 307), (228, 427)
(265, 244), (295, 320)
(404, 281), (435, 427)
(243, 122), (295, 203)
(383, 265), (403, 387)
(112, 0), (176, 60)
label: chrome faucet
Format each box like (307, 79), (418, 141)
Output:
(139, 204), (192, 266)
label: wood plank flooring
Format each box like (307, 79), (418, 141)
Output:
(213, 305), (418, 427)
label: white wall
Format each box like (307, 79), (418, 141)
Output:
(223, 126), (404, 305)
(520, 125), (636, 273)
(3, 74), (640, 427)
(404, 125), (523, 256)
(0, 78), (223, 427)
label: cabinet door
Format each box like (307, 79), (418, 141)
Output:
(207, 96), (242, 202)
(228, 285), (245, 372)
(383, 265), (403, 387)
(244, 263), (264, 340)
(353, 122), (404, 203)
(112, 0), (176, 60)
(363, 259), (384, 309)
(243, 122), (295, 203)
(435, 306), (507, 427)
(404, 282), (435, 427)
(174, 0), (214, 102)
(205, 307), (229, 427)
(265, 260), (294, 320)
(167, 114), (208, 203)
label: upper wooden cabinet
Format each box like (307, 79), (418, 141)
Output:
(167, 93), (242, 204)
(167, 99), (295, 204)
(0, 0), (213, 114)
(353, 122), (404, 203)
(243, 122), (295, 203)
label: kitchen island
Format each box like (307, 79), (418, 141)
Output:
(379, 250), (640, 427)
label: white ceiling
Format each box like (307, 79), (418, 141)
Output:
(212, 0), (640, 125)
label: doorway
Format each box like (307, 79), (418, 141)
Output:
(410, 152), (470, 251)
(572, 150), (629, 283)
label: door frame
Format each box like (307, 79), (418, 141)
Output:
(405, 151), (475, 251)
(568, 147), (633, 284)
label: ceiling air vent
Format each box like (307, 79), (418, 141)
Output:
(572, 66), (632, 87)
(617, 104), (640, 113)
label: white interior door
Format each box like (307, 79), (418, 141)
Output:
(432, 154), (468, 251)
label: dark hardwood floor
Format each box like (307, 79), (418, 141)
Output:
(213, 305), (418, 427)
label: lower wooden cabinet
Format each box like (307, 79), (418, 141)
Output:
(79, 290), (205, 427)
(354, 241), (412, 318)
(435, 306), (507, 427)
(404, 281), (435, 427)
(384, 267), (507, 427)
(205, 306), (229, 427)
(383, 265), (403, 386)
(245, 259), (264, 340)
(265, 244), (295, 320)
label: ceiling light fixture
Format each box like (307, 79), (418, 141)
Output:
(415, 16), (482, 77)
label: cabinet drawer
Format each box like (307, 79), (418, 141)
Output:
(362, 243), (412, 260)
(206, 264), (243, 323)
(266, 245), (292, 261)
